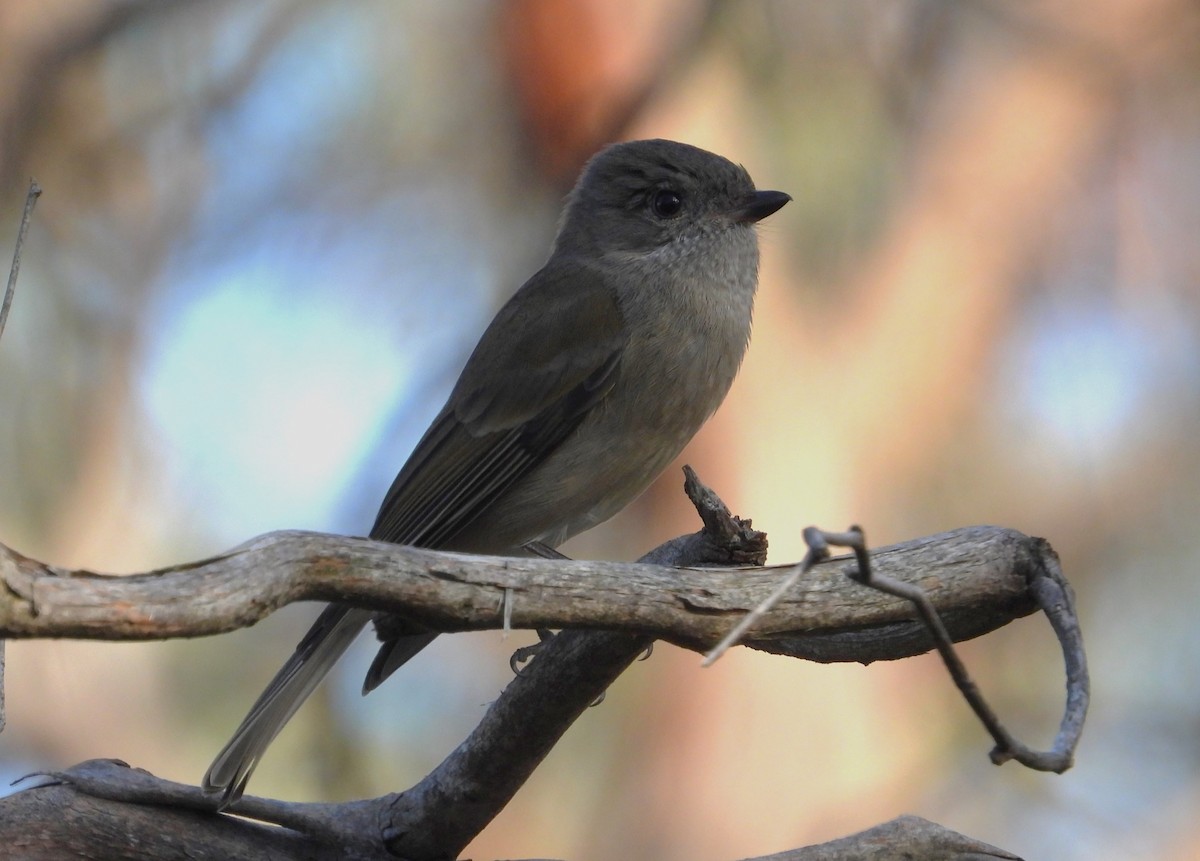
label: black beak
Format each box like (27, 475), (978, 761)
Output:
(734, 189), (791, 224)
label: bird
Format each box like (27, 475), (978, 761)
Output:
(202, 138), (790, 808)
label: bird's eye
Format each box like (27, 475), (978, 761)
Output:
(650, 189), (683, 218)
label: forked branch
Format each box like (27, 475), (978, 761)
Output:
(0, 471), (1085, 860)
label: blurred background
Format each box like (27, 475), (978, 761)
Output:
(0, 1), (1197, 858)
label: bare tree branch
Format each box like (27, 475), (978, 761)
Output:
(807, 524), (1083, 773)
(5, 762), (345, 861)
(0, 524), (1044, 663)
(0, 177), (41, 734)
(0, 475), (1075, 860)
(0, 765), (1023, 861)
(0, 178), (39, 343)
(743, 814), (1022, 860)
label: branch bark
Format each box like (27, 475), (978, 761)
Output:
(0, 524), (1043, 663)
(1, 770), (1021, 861)
(0, 485), (1071, 859)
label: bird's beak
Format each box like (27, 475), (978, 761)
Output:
(733, 190), (791, 224)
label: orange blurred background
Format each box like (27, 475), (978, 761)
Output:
(1, 1), (1198, 858)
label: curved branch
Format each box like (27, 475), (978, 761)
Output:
(0, 498), (1065, 861)
(0, 768), (1019, 861)
(0, 524), (1042, 663)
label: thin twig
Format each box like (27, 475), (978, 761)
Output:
(834, 524), (1083, 773)
(1, 180), (41, 345)
(706, 523), (1085, 774)
(834, 526), (1016, 749)
(501, 587), (513, 638)
(0, 179), (42, 735)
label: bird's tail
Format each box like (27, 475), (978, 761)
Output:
(202, 604), (373, 809)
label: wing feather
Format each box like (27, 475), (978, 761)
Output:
(369, 258), (625, 548)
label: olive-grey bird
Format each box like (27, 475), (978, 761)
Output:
(202, 138), (789, 807)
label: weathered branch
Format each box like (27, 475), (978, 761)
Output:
(0, 475), (1073, 860)
(0, 764), (1022, 861)
(744, 814), (1021, 860)
(804, 524), (1083, 773)
(0, 524), (1043, 664)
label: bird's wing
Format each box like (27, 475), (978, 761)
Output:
(369, 257), (625, 548)
(203, 261), (626, 803)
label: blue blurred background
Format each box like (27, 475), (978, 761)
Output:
(1, 1), (1198, 858)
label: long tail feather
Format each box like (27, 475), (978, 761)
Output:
(202, 605), (372, 809)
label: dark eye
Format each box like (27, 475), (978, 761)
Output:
(650, 189), (683, 218)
